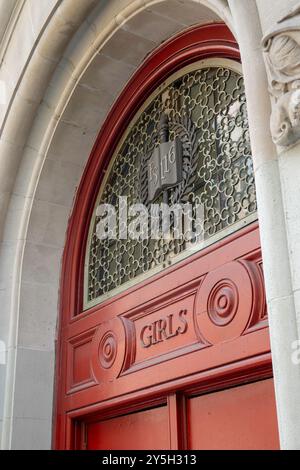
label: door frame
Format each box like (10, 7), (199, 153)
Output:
(66, 354), (273, 449)
(53, 23), (274, 450)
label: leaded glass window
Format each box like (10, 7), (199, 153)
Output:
(84, 59), (257, 309)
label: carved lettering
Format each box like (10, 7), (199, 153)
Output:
(140, 310), (188, 348)
(177, 309), (188, 334)
(147, 138), (182, 202)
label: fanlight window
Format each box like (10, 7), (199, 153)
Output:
(84, 59), (256, 309)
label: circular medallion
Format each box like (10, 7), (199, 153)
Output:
(194, 261), (260, 344)
(207, 280), (238, 326)
(91, 318), (125, 382)
(99, 331), (118, 369)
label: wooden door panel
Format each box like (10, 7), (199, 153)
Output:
(58, 223), (276, 449)
(187, 379), (280, 450)
(63, 224), (268, 405)
(86, 405), (169, 450)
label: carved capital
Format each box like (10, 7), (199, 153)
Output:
(262, 6), (300, 147)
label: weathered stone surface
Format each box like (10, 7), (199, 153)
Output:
(263, 5), (300, 146)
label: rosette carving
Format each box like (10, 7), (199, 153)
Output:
(91, 318), (125, 382)
(194, 260), (264, 344)
(99, 331), (118, 369)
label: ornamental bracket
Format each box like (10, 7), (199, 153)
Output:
(262, 5), (300, 147)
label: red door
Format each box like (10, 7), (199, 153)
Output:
(83, 379), (279, 450)
(86, 405), (170, 450)
(54, 24), (280, 450)
(187, 379), (279, 450)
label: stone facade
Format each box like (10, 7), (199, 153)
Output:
(0, 0), (300, 449)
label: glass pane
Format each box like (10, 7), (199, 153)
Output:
(85, 60), (257, 308)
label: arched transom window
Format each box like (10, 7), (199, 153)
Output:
(84, 58), (256, 309)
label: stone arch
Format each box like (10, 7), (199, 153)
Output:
(1, 0), (267, 450)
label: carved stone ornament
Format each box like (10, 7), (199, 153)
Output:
(262, 5), (300, 147)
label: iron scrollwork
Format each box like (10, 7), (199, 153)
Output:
(86, 60), (256, 307)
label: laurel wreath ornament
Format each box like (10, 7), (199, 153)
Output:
(139, 113), (200, 206)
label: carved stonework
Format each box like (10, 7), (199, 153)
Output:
(262, 5), (300, 146)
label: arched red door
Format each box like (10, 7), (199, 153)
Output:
(54, 24), (280, 450)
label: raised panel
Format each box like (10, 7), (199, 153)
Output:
(121, 287), (203, 373)
(86, 405), (170, 450)
(187, 379), (280, 450)
(66, 330), (97, 393)
(61, 225), (271, 410)
(73, 342), (91, 384)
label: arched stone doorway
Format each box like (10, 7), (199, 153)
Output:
(54, 22), (279, 449)
(0, 0), (289, 450)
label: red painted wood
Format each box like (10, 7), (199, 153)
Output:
(168, 394), (187, 450)
(53, 23), (279, 450)
(187, 379), (280, 450)
(86, 405), (170, 450)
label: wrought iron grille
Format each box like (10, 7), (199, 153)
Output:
(84, 59), (257, 309)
